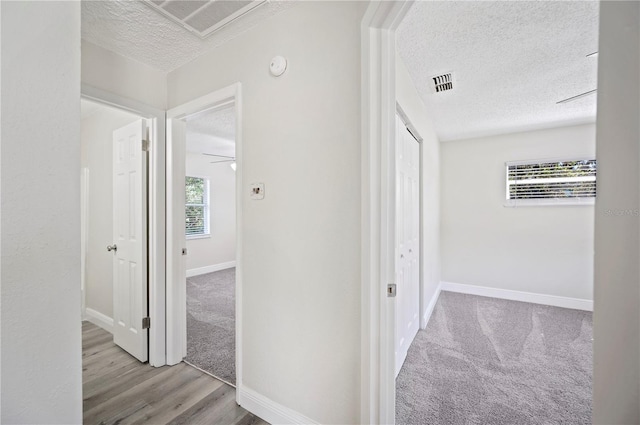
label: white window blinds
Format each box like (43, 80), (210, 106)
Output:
(506, 159), (597, 205)
(185, 176), (210, 236)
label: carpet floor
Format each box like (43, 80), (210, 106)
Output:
(396, 291), (592, 425)
(186, 268), (236, 386)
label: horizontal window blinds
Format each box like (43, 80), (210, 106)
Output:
(507, 159), (597, 200)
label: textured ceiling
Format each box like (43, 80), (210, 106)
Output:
(186, 105), (236, 157)
(81, 0), (296, 72)
(397, 1), (599, 141)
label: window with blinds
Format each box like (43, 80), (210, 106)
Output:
(506, 158), (597, 206)
(185, 176), (210, 237)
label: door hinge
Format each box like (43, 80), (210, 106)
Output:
(142, 317), (151, 329)
(142, 139), (150, 152)
(387, 283), (397, 298)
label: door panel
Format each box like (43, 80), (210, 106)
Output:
(395, 114), (420, 377)
(112, 119), (148, 362)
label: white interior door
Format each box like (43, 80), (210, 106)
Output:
(395, 114), (420, 377)
(111, 119), (148, 362)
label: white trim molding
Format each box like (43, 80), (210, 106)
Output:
(421, 283), (442, 329)
(84, 308), (114, 333)
(360, 1), (413, 423)
(440, 281), (593, 311)
(238, 387), (319, 425)
(186, 261), (237, 278)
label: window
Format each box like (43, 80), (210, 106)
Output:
(506, 158), (597, 206)
(185, 176), (209, 237)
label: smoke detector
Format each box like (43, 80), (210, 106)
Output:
(143, 0), (266, 39)
(431, 73), (454, 93)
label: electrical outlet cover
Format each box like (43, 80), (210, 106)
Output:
(250, 183), (265, 200)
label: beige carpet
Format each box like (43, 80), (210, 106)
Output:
(186, 268), (236, 385)
(396, 291), (592, 424)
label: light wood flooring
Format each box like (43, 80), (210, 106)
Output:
(82, 321), (268, 425)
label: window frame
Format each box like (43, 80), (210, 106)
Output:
(185, 175), (211, 239)
(504, 156), (596, 207)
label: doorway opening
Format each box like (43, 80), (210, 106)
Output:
(362, 1), (598, 423)
(80, 98), (150, 361)
(80, 87), (167, 368)
(183, 104), (238, 386)
(166, 83), (244, 395)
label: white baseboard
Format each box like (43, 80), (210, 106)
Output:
(238, 386), (319, 425)
(186, 261), (236, 278)
(421, 283), (442, 329)
(85, 308), (114, 333)
(440, 281), (593, 311)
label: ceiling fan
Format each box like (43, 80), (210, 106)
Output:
(203, 153), (236, 171)
(556, 52), (598, 104)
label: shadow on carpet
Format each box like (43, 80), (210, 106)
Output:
(186, 268), (235, 386)
(396, 291), (592, 425)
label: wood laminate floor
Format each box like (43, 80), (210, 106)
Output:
(82, 321), (268, 425)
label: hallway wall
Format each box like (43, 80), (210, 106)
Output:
(168, 2), (367, 423)
(81, 40), (167, 110)
(1, 2), (82, 422)
(593, 1), (640, 422)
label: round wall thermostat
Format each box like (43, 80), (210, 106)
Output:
(270, 56), (287, 77)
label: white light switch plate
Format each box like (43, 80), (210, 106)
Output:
(250, 183), (265, 200)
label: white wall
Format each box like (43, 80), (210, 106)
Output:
(168, 2), (366, 423)
(81, 106), (141, 320)
(185, 153), (236, 273)
(593, 2), (640, 423)
(440, 124), (596, 301)
(1, 2), (82, 423)
(81, 40), (167, 110)
(395, 53), (441, 324)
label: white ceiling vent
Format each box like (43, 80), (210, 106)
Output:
(431, 73), (454, 93)
(143, 0), (266, 39)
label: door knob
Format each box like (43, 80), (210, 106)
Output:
(107, 244), (117, 252)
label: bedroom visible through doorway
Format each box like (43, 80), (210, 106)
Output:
(183, 104), (238, 386)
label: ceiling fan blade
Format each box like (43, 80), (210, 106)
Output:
(556, 89), (597, 104)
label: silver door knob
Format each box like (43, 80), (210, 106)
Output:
(107, 244), (117, 252)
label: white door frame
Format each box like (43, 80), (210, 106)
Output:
(360, 2), (412, 423)
(165, 83), (243, 390)
(81, 84), (167, 367)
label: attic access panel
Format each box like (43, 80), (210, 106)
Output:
(143, 0), (266, 39)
